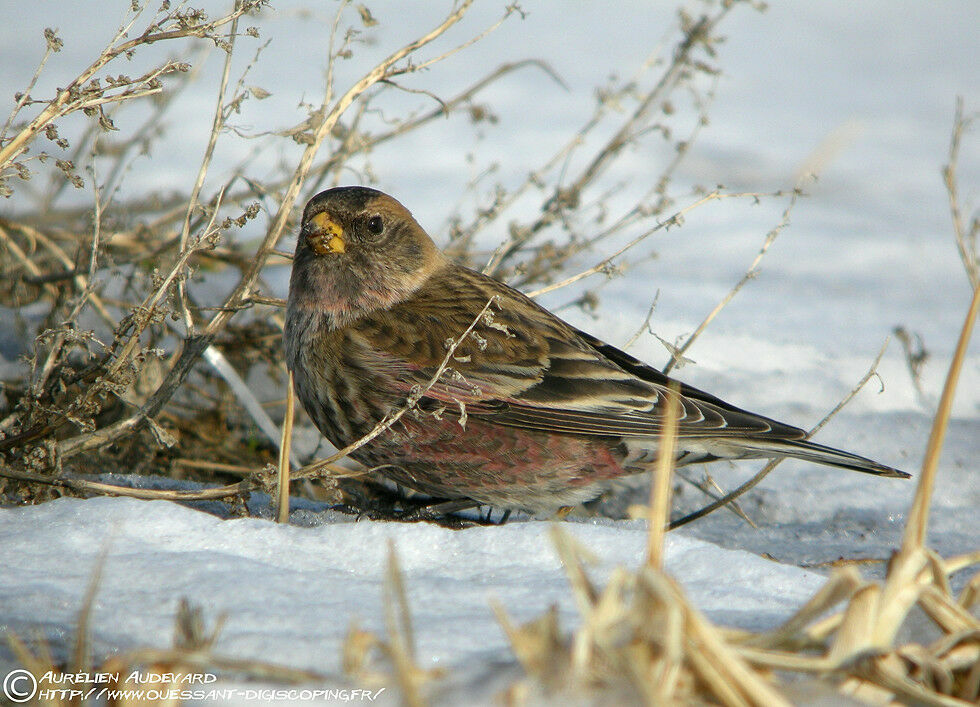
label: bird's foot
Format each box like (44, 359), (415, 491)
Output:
(329, 496), (507, 528)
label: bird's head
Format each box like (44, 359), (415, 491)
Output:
(289, 186), (446, 320)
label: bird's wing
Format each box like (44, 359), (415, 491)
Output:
(356, 265), (805, 441)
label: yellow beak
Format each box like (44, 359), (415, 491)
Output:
(307, 212), (345, 254)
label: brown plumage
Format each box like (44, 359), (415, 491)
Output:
(284, 186), (909, 512)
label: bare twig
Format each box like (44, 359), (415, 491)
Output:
(526, 190), (775, 299)
(41, 2), (480, 463)
(1, 29), (59, 140)
(903, 284), (979, 550)
(482, 6), (733, 280)
(674, 469), (758, 527)
(668, 337), (891, 530)
(943, 98), (979, 289)
(292, 296), (499, 480)
(276, 370), (295, 523)
(0, 465), (247, 501)
(176, 7), (242, 336)
(663, 186), (803, 375)
(646, 382), (680, 569)
(0, 3), (262, 172)
(624, 292), (660, 348)
(383, 541), (424, 707)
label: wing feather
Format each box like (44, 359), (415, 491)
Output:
(356, 265), (806, 443)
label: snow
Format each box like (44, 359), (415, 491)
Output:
(0, 495), (829, 700)
(1, 1), (977, 704)
(0, 496), (826, 666)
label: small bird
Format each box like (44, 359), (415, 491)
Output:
(284, 186), (909, 513)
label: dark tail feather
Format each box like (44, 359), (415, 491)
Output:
(737, 438), (911, 478)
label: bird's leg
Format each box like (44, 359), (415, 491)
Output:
(330, 480), (408, 519)
(330, 488), (488, 527)
(398, 499), (483, 525)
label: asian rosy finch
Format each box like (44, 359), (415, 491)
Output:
(284, 186), (908, 513)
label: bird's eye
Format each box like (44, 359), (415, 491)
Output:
(367, 215), (384, 235)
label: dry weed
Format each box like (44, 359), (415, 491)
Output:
(1, 0), (785, 526)
(491, 283), (979, 706)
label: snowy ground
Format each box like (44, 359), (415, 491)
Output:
(1, 1), (977, 704)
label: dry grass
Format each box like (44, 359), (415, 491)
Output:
(323, 280), (979, 706)
(0, 0), (781, 521)
(2, 2), (977, 705)
(491, 284), (980, 705)
(331, 101), (980, 702)
(326, 283), (977, 705)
